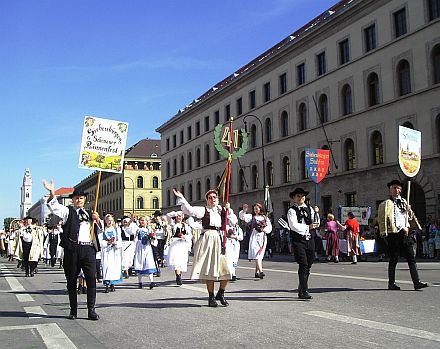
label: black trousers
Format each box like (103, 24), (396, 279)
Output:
(63, 245), (97, 313)
(292, 238), (315, 295)
(386, 231), (420, 285)
(156, 239), (166, 261)
(22, 241), (37, 275)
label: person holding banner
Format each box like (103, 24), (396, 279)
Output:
(287, 188), (319, 300)
(378, 179), (428, 291)
(43, 180), (101, 321)
(173, 188), (237, 307)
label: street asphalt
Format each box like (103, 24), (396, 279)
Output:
(1, 254), (439, 349)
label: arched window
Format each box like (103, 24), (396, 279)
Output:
(341, 84), (353, 115)
(402, 121), (414, 129)
(152, 176), (159, 188)
(250, 124), (257, 148)
(238, 169), (246, 192)
(371, 131), (384, 165)
(367, 72), (380, 106)
(205, 144), (210, 164)
(188, 151), (192, 171)
(432, 44), (440, 85)
(173, 158), (177, 176)
(137, 176), (144, 188)
(188, 183), (193, 202)
(282, 156), (291, 183)
(152, 197), (159, 209)
(180, 155), (185, 173)
(300, 151), (308, 179)
(265, 118), (272, 143)
(137, 196), (144, 209)
(266, 161), (274, 186)
(435, 114), (440, 152)
(251, 165), (258, 189)
(205, 178), (211, 193)
(344, 138), (356, 170)
(196, 148), (201, 167)
(196, 181), (201, 201)
(319, 94), (329, 123)
(299, 103), (307, 131)
(281, 111), (289, 137)
(397, 59), (411, 96)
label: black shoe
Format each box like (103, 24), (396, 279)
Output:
(255, 273), (260, 278)
(414, 282), (428, 290)
(259, 272), (265, 279)
(67, 311), (77, 320)
(25, 273), (29, 277)
(87, 308), (100, 321)
(149, 282), (157, 289)
(82, 287), (87, 294)
(208, 296), (218, 307)
(231, 275), (237, 282)
(154, 272), (161, 277)
(138, 282), (143, 289)
(215, 291), (229, 306)
(351, 262), (357, 265)
(298, 292), (313, 300)
(388, 283), (401, 290)
(30, 272), (34, 277)
(110, 284), (115, 292)
(176, 275), (182, 286)
(334, 260), (339, 263)
(104, 285), (109, 293)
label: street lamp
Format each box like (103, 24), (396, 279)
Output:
(243, 114), (267, 208)
(124, 177), (135, 215)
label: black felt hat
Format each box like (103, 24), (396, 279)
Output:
(387, 179), (404, 188)
(289, 188), (309, 198)
(69, 188), (88, 198)
(153, 210), (162, 217)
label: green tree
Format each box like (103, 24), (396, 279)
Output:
(3, 217), (17, 232)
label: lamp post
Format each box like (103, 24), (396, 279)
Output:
(243, 114), (267, 209)
(124, 176), (135, 215)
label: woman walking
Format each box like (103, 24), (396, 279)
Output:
(324, 213), (340, 263)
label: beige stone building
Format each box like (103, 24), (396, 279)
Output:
(157, 0), (440, 224)
(75, 139), (161, 218)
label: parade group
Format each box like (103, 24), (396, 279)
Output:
(0, 178), (433, 320)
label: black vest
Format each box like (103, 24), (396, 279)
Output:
(61, 207), (100, 252)
(289, 205), (314, 242)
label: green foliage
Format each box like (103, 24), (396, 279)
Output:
(3, 217), (16, 232)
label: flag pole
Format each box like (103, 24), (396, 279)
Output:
(91, 171), (102, 241)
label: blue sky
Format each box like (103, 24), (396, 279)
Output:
(0, 0), (337, 228)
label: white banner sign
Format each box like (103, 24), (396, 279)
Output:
(398, 125), (421, 178)
(78, 116), (129, 173)
(340, 206), (371, 225)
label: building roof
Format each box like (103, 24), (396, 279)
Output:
(156, 0), (357, 132)
(55, 187), (74, 196)
(125, 139), (161, 159)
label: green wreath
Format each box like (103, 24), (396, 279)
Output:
(214, 123), (248, 159)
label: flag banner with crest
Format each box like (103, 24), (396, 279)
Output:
(398, 125), (421, 178)
(305, 148), (330, 184)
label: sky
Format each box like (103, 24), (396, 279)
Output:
(0, 0), (338, 228)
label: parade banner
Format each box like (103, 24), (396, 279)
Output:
(78, 116), (129, 173)
(339, 206), (371, 226)
(305, 148), (330, 184)
(398, 125), (421, 178)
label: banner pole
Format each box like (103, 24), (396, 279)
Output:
(405, 180), (411, 228)
(91, 171), (102, 241)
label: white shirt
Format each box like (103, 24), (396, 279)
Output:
(47, 197), (92, 243)
(20, 226), (34, 243)
(287, 204), (310, 236)
(393, 196), (408, 232)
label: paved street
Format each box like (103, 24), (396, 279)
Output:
(1, 255), (439, 349)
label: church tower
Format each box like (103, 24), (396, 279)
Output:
(20, 168), (32, 218)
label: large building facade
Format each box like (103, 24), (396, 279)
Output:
(157, 0), (440, 224)
(20, 168), (32, 218)
(75, 139), (161, 218)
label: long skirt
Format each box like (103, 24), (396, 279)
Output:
(248, 230), (267, 260)
(167, 238), (190, 272)
(121, 241), (135, 269)
(101, 245), (123, 285)
(326, 231), (340, 257)
(134, 241), (157, 275)
(190, 230), (231, 281)
(347, 232), (361, 256)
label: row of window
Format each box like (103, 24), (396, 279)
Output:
(96, 196), (160, 212)
(165, 1), (440, 152)
(135, 196), (160, 210)
(165, 115), (440, 207)
(134, 176), (160, 189)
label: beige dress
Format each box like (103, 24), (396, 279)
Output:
(177, 197), (237, 281)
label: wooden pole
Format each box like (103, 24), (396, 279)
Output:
(405, 180), (411, 228)
(90, 171), (102, 241)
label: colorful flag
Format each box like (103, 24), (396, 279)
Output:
(398, 126), (421, 178)
(305, 148), (330, 184)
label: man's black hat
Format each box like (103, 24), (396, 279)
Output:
(387, 179), (404, 188)
(153, 210), (162, 217)
(289, 188), (309, 198)
(69, 188), (88, 198)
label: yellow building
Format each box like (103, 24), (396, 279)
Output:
(76, 139), (161, 218)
